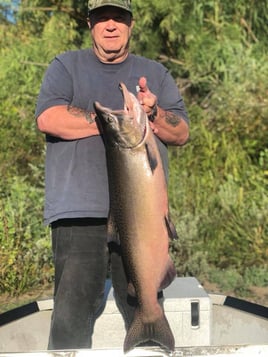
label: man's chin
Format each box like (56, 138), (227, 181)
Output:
(103, 49), (128, 62)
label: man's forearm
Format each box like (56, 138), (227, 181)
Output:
(150, 106), (189, 146)
(67, 105), (96, 124)
(37, 105), (99, 140)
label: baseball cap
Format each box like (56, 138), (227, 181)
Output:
(88, 0), (132, 14)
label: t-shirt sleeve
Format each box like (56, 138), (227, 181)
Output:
(158, 67), (189, 125)
(35, 57), (73, 118)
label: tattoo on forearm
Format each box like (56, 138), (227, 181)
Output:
(165, 111), (182, 127)
(158, 107), (182, 127)
(67, 105), (95, 124)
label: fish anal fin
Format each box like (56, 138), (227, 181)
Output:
(159, 256), (177, 291)
(145, 142), (158, 173)
(124, 309), (175, 353)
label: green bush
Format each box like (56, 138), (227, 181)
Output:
(0, 176), (52, 295)
(208, 265), (268, 295)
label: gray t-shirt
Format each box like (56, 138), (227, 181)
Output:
(35, 49), (188, 225)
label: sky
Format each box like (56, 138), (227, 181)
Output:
(1, 0), (20, 23)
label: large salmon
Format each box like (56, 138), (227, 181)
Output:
(94, 83), (177, 353)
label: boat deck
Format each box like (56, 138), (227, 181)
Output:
(0, 278), (267, 356)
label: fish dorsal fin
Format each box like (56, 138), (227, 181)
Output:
(145, 142), (158, 173)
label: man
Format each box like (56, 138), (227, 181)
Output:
(36, 0), (189, 350)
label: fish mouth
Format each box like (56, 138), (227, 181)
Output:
(119, 82), (147, 131)
(94, 83), (148, 149)
(119, 82), (132, 113)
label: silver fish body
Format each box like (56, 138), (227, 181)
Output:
(94, 83), (177, 353)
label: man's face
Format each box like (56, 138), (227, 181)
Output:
(88, 6), (134, 63)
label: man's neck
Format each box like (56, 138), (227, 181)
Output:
(92, 46), (129, 64)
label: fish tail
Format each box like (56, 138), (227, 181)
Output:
(123, 309), (175, 353)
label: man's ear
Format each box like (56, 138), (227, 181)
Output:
(87, 19), (92, 30)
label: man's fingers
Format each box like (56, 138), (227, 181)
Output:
(137, 76), (157, 111)
(138, 77), (148, 92)
(149, 121), (158, 134)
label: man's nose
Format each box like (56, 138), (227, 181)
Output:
(105, 19), (116, 30)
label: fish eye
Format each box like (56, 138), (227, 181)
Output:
(107, 115), (114, 123)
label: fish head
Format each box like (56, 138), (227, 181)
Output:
(94, 83), (148, 149)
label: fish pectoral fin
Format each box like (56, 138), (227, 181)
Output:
(123, 309), (175, 353)
(145, 142), (158, 173)
(107, 212), (120, 244)
(127, 281), (136, 297)
(165, 214), (179, 240)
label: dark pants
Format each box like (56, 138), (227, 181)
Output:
(48, 218), (137, 350)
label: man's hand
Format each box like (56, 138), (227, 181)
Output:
(137, 77), (159, 133)
(137, 77), (157, 116)
(136, 76), (189, 145)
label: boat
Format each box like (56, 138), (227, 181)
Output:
(0, 277), (267, 356)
